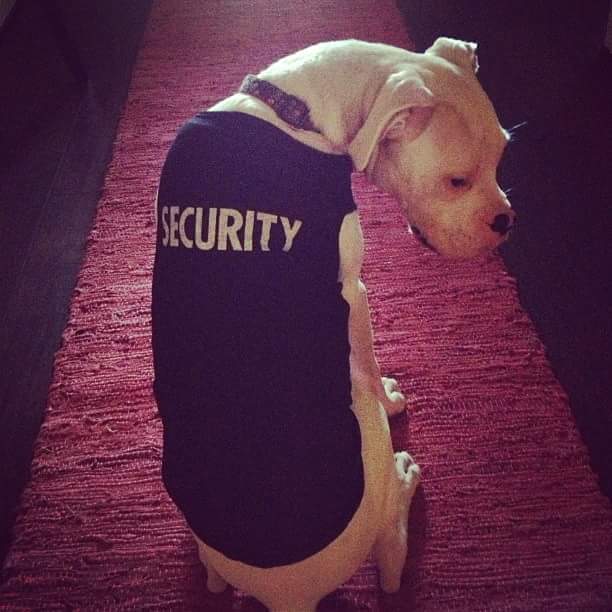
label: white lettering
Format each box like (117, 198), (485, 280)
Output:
(257, 212), (278, 251)
(218, 208), (243, 251)
(160, 206), (302, 253)
(244, 210), (255, 252)
(161, 206), (170, 246)
(195, 207), (217, 250)
(179, 207), (194, 248)
(169, 206), (180, 247)
(281, 216), (302, 252)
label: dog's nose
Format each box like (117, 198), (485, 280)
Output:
(490, 213), (514, 236)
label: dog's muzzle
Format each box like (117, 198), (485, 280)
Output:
(410, 225), (437, 253)
(489, 213), (514, 236)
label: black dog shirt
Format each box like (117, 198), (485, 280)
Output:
(152, 112), (364, 568)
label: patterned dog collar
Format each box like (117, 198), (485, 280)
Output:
(239, 74), (320, 133)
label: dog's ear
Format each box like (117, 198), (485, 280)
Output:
(426, 37), (479, 74)
(348, 72), (434, 172)
(382, 106), (435, 142)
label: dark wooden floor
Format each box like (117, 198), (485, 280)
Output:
(1, 0), (611, 572)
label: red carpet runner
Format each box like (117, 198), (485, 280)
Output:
(2, 1), (612, 609)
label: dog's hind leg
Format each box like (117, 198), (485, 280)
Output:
(194, 536), (229, 593)
(373, 451), (420, 593)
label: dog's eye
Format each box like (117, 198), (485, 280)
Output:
(450, 177), (469, 189)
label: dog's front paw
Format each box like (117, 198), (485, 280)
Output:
(394, 451), (421, 495)
(381, 377), (406, 416)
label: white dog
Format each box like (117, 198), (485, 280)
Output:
(152, 38), (513, 612)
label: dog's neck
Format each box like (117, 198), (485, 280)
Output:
(209, 41), (425, 168)
(208, 92), (350, 156)
(254, 41), (418, 152)
(208, 75), (388, 166)
(239, 75), (320, 133)
(256, 72), (386, 156)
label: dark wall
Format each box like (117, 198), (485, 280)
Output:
(0, 0), (152, 569)
(397, 0), (611, 125)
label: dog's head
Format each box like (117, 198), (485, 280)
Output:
(349, 37), (515, 259)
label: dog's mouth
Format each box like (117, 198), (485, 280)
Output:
(410, 225), (438, 253)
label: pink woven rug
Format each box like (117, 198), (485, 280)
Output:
(2, 1), (612, 610)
